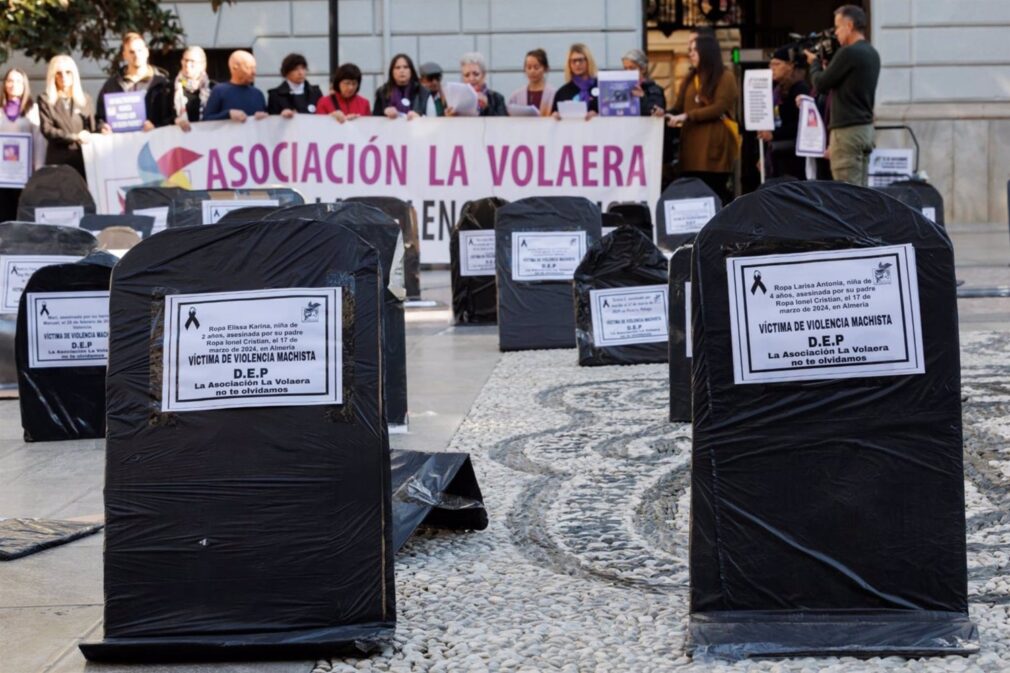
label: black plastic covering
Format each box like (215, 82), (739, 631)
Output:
(272, 202), (408, 427)
(495, 197), (602, 351)
(606, 201), (653, 240)
(889, 179), (946, 227)
(16, 165), (96, 221)
(390, 449), (488, 552)
(600, 212), (625, 237)
(668, 244), (692, 422)
(123, 186), (304, 228)
(15, 251), (116, 441)
(0, 518), (103, 560)
(655, 177), (721, 252)
(450, 197), (507, 325)
(0, 223), (97, 390)
(80, 214), (155, 238)
(214, 206), (286, 225)
(688, 181), (974, 659)
(345, 197), (421, 299)
(757, 175), (800, 190)
(573, 227), (669, 366)
(80, 216), (394, 663)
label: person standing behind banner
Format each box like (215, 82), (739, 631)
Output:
(267, 53), (323, 116)
(419, 63), (448, 116)
(449, 52), (506, 117)
(202, 51), (268, 122)
(621, 49), (666, 116)
(37, 55), (100, 179)
(96, 32), (173, 131)
(507, 49), (556, 116)
(316, 63), (371, 122)
(373, 54), (430, 119)
(805, 5), (880, 186)
(552, 43), (599, 117)
(665, 36), (738, 204)
(173, 46), (216, 132)
(757, 45), (810, 181)
(0, 68), (45, 221)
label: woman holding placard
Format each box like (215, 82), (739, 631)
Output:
(37, 55), (99, 179)
(666, 36), (738, 203)
(0, 68), (45, 221)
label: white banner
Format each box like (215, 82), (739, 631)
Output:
(83, 116), (664, 264)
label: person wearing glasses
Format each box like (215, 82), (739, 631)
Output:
(551, 43), (599, 118)
(173, 46), (216, 131)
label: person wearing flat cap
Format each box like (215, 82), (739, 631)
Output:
(757, 44), (810, 181)
(419, 62), (447, 116)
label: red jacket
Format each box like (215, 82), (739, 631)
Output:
(316, 93), (370, 116)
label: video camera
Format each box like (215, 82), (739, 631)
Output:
(790, 29), (840, 64)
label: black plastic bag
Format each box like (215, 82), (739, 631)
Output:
(600, 211), (625, 237)
(574, 227), (669, 366)
(345, 196), (421, 300)
(213, 205), (284, 225)
(16, 251), (116, 441)
(450, 197), (507, 325)
(495, 197), (602, 351)
(81, 216), (394, 663)
(124, 186), (304, 229)
(655, 177), (721, 252)
(606, 201), (653, 240)
(668, 244), (692, 422)
(17, 165), (96, 222)
(890, 179), (945, 227)
(688, 181), (974, 659)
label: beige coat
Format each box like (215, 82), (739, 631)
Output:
(673, 69), (738, 173)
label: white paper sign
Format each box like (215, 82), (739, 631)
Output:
(922, 207), (936, 223)
(459, 230), (496, 277)
(557, 100), (588, 120)
(0, 255), (80, 313)
(161, 287), (342, 412)
(134, 206), (169, 235)
(795, 95), (826, 157)
(26, 291), (109, 368)
(444, 82), (479, 117)
(684, 281), (692, 357)
(35, 206), (85, 228)
(201, 199), (279, 225)
(511, 231), (587, 281)
(868, 149), (914, 187)
(726, 245), (924, 384)
(743, 69), (775, 131)
(0, 132), (32, 188)
(663, 197), (716, 235)
(590, 285), (668, 347)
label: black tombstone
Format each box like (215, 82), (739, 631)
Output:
(15, 252), (116, 441)
(345, 196), (421, 300)
(213, 205), (286, 225)
(0, 223), (97, 391)
(450, 197), (507, 325)
(606, 201), (653, 240)
(573, 227), (669, 366)
(655, 177), (721, 253)
(17, 165), (96, 222)
(600, 211), (625, 237)
(890, 179), (946, 227)
(80, 217), (394, 663)
(124, 186), (304, 229)
(668, 244), (693, 422)
(495, 197), (602, 351)
(688, 181), (974, 659)
(79, 214), (155, 238)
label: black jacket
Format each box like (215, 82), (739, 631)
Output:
(95, 67), (174, 128)
(267, 80), (323, 114)
(37, 95), (97, 176)
(480, 89), (507, 117)
(551, 80), (599, 113)
(639, 79), (667, 116)
(373, 83), (431, 116)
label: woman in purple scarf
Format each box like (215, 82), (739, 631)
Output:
(0, 68), (45, 221)
(551, 43), (599, 118)
(373, 54), (431, 119)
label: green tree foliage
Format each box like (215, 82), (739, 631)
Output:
(0, 0), (231, 71)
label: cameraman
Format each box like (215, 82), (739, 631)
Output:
(805, 5), (880, 186)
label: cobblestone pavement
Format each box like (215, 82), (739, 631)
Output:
(320, 331), (1010, 673)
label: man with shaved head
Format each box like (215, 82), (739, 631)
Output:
(202, 50), (268, 122)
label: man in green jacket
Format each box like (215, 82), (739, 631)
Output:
(806, 5), (880, 186)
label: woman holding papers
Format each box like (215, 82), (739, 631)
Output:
(37, 55), (99, 179)
(0, 68), (45, 221)
(451, 52), (506, 117)
(507, 49), (556, 116)
(666, 36), (738, 203)
(551, 43), (599, 117)
(95, 33), (173, 132)
(373, 54), (432, 119)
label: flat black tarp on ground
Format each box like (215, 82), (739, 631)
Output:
(574, 227), (669, 366)
(655, 178), (721, 252)
(495, 197), (602, 351)
(16, 251), (116, 441)
(668, 244), (692, 422)
(345, 197), (421, 300)
(123, 186), (304, 228)
(80, 216), (394, 663)
(450, 197), (507, 325)
(17, 166), (96, 222)
(0, 223), (97, 390)
(0, 518), (104, 560)
(688, 181), (974, 659)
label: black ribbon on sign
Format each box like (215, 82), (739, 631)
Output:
(185, 307), (200, 330)
(40, 302), (49, 317)
(751, 270), (767, 295)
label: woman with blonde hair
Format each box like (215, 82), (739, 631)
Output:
(95, 32), (173, 131)
(551, 43), (599, 116)
(37, 55), (98, 178)
(0, 68), (45, 220)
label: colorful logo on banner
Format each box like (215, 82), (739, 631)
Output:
(138, 143), (202, 187)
